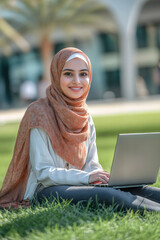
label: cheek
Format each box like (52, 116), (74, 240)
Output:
(82, 77), (90, 88)
(60, 76), (68, 89)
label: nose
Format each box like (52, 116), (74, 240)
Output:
(72, 74), (80, 84)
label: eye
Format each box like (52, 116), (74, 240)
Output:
(64, 72), (72, 76)
(80, 72), (88, 77)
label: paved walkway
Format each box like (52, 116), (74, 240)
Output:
(0, 97), (160, 124)
(88, 97), (160, 116)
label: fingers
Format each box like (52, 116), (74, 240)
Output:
(95, 170), (110, 179)
(97, 173), (109, 183)
(89, 170), (110, 184)
(104, 171), (110, 178)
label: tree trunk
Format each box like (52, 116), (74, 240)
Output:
(41, 34), (53, 81)
(38, 35), (54, 98)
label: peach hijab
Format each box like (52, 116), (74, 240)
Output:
(0, 47), (92, 209)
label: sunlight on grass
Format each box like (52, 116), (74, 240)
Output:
(0, 122), (19, 188)
(0, 200), (160, 240)
(0, 111), (160, 240)
(0, 112), (160, 187)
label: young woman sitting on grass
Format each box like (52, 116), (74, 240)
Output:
(0, 47), (160, 212)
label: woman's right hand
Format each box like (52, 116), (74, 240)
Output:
(89, 170), (110, 184)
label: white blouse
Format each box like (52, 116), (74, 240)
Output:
(24, 116), (102, 200)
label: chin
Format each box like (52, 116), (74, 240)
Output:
(68, 93), (82, 99)
(70, 95), (81, 99)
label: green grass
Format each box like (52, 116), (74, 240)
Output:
(0, 122), (19, 186)
(0, 111), (160, 240)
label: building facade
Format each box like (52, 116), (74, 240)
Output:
(0, 0), (160, 109)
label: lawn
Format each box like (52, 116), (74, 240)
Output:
(0, 111), (160, 240)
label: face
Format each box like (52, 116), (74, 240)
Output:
(60, 58), (90, 99)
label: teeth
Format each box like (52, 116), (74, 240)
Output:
(70, 87), (81, 89)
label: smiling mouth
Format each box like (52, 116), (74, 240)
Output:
(69, 87), (82, 92)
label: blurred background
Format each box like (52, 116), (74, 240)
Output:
(0, 0), (160, 109)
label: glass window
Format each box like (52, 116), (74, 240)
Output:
(156, 24), (160, 49)
(104, 69), (121, 98)
(99, 33), (119, 53)
(138, 67), (156, 94)
(55, 42), (65, 54)
(3, 48), (42, 107)
(0, 56), (13, 106)
(136, 25), (148, 48)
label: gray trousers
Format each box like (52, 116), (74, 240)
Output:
(36, 185), (160, 212)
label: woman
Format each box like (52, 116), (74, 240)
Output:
(0, 47), (160, 212)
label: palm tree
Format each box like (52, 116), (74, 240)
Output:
(0, 0), (115, 84)
(0, 15), (30, 56)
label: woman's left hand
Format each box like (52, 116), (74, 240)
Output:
(88, 170), (110, 184)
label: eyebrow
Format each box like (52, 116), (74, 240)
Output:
(62, 68), (89, 72)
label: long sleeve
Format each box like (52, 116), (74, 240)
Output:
(24, 116), (102, 200)
(83, 116), (103, 172)
(29, 128), (90, 187)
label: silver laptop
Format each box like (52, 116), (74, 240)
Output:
(92, 132), (160, 188)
